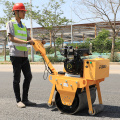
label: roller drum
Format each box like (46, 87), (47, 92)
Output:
(89, 104), (104, 115)
(77, 87), (96, 112)
(55, 87), (96, 114)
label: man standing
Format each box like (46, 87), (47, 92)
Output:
(6, 3), (45, 108)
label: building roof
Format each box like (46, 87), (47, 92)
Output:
(1, 21), (120, 43)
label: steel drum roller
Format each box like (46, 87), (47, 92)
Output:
(55, 87), (96, 114)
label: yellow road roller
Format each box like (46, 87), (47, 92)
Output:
(32, 40), (109, 115)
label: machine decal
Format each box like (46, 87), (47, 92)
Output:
(63, 83), (68, 87)
(99, 65), (107, 69)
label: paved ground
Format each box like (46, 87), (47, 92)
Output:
(0, 64), (120, 120)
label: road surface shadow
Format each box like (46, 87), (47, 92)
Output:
(29, 103), (56, 109)
(32, 103), (120, 118)
(75, 105), (120, 118)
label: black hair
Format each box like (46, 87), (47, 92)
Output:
(12, 10), (19, 15)
(12, 11), (15, 15)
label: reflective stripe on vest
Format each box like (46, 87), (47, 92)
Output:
(9, 19), (27, 51)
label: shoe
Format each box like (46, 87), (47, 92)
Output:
(17, 101), (26, 108)
(22, 100), (36, 106)
(52, 99), (55, 106)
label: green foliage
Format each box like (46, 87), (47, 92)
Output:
(37, 33), (49, 40)
(32, 0), (70, 54)
(47, 56), (64, 63)
(32, 0), (69, 30)
(0, 0), (38, 28)
(91, 29), (111, 53)
(45, 46), (60, 54)
(0, 1), (15, 27)
(32, 0), (69, 31)
(6, 50), (9, 55)
(24, 3), (39, 20)
(115, 38), (120, 52)
(0, 49), (9, 55)
(109, 52), (119, 62)
(68, 38), (91, 49)
(56, 37), (64, 47)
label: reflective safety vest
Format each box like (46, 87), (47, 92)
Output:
(8, 19), (28, 51)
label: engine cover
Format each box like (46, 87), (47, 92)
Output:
(64, 58), (83, 76)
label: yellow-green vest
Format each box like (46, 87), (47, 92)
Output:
(8, 19), (28, 51)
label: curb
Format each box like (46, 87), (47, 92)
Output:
(0, 62), (120, 65)
(109, 62), (120, 65)
(0, 62), (64, 65)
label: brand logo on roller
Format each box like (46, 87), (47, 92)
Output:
(99, 65), (107, 69)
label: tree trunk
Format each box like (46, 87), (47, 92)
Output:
(111, 34), (115, 61)
(62, 42), (63, 48)
(49, 30), (52, 47)
(53, 36), (56, 57)
(95, 24), (97, 38)
(61, 33), (63, 48)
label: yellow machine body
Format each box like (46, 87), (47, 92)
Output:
(32, 40), (110, 115)
(84, 58), (109, 80)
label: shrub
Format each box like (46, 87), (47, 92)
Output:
(109, 53), (119, 62)
(56, 37), (64, 47)
(67, 38), (91, 49)
(46, 46), (60, 54)
(91, 29), (111, 53)
(47, 56), (64, 63)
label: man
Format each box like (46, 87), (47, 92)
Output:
(6, 3), (45, 108)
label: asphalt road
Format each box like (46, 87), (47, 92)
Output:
(0, 65), (120, 120)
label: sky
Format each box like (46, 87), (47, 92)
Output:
(1, 0), (120, 30)
(0, 0), (83, 30)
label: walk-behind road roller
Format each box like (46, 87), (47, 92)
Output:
(32, 40), (109, 115)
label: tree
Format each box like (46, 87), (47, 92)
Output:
(0, 1), (15, 28)
(32, 0), (70, 57)
(92, 29), (111, 53)
(0, 1), (15, 61)
(73, 0), (120, 61)
(0, 0), (39, 27)
(56, 37), (64, 47)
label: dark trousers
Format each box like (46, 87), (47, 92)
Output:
(10, 56), (32, 103)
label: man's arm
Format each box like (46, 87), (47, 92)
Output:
(9, 33), (34, 45)
(9, 33), (27, 44)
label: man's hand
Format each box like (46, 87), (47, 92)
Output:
(42, 40), (46, 44)
(28, 40), (35, 45)
(28, 38), (46, 45)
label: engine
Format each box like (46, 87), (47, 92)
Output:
(61, 46), (91, 77)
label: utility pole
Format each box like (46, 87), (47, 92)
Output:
(70, 1), (73, 43)
(30, 0), (34, 62)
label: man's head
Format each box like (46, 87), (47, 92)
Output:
(12, 3), (27, 19)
